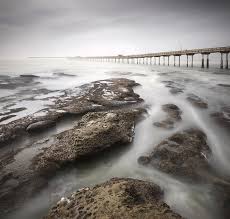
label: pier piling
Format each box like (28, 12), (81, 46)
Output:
(220, 53), (223, 69)
(226, 53), (229, 69)
(202, 54), (205, 68)
(206, 54), (209, 68)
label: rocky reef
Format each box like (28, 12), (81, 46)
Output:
(0, 78), (146, 217)
(138, 129), (211, 180)
(0, 78), (143, 146)
(44, 178), (183, 219)
(32, 108), (146, 175)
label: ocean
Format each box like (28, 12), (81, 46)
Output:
(0, 58), (230, 219)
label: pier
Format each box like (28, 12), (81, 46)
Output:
(79, 46), (230, 69)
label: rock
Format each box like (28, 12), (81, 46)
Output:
(0, 78), (143, 145)
(44, 178), (183, 219)
(0, 75), (40, 90)
(53, 72), (76, 77)
(138, 129), (211, 180)
(138, 156), (151, 165)
(211, 106), (230, 130)
(212, 181), (230, 219)
(169, 88), (184, 94)
(154, 104), (182, 129)
(161, 81), (185, 95)
(0, 108), (145, 216)
(26, 120), (56, 132)
(0, 107), (26, 117)
(218, 84), (230, 88)
(0, 115), (16, 123)
(20, 74), (39, 78)
(186, 94), (208, 109)
(32, 108), (146, 175)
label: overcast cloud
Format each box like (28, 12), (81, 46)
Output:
(0, 0), (230, 58)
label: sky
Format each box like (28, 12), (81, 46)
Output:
(0, 0), (230, 58)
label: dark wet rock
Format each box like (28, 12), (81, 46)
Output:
(19, 74), (39, 78)
(138, 156), (151, 165)
(53, 72), (76, 77)
(211, 106), (230, 129)
(32, 108), (145, 175)
(44, 178), (183, 219)
(0, 78), (143, 145)
(54, 78), (142, 113)
(0, 107), (26, 117)
(186, 94), (208, 109)
(0, 83), (18, 89)
(161, 80), (185, 95)
(170, 87), (184, 94)
(138, 129), (211, 180)
(213, 72), (230, 75)
(218, 84), (230, 88)
(0, 115), (16, 123)
(0, 75), (10, 79)
(212, 181), (230, 219)
(154, 120), (174, 129)
(30, 88), (57, 95)
(0, 95), (16, 103)
(0, 75), (40, 90)
(0, 110), (64, 146)
(154, 104), (182, 129)
(26, 120), (56, 132)
(8, 107), (26, 114)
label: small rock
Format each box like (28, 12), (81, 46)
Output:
(211, 106), (230, 130)
(0, 115), (16, 123)
(138, 156), (150, 165)
(154, 104), (182, 129)
(186, 94), (208, 109)
(138, 129), (211, 180)
(26, 120), (56, 132)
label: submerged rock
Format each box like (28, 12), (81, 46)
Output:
(212, 181), (230, 219)
(0, 107), (27, 115)
(186, 94), (208, 109)
(169, 87), (184, 94)
(53, 72), (76, 77)
(218, 84), (230, 88)
(44, 178), (183, 219)
(161, 81), (185, 95)
(0, 75), (40, 90)
(138, 129), (211, 180)
(0, 115), (16, 123)
(19, 74), (39, 78)
(26, 120), (56, 132)
(154, 104), (182, 129)
(32, 108), (146, 175)
(0, 78), (143, 145)
(211, 106), (230, 130)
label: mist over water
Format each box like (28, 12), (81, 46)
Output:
(1, 58), (230, 219)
